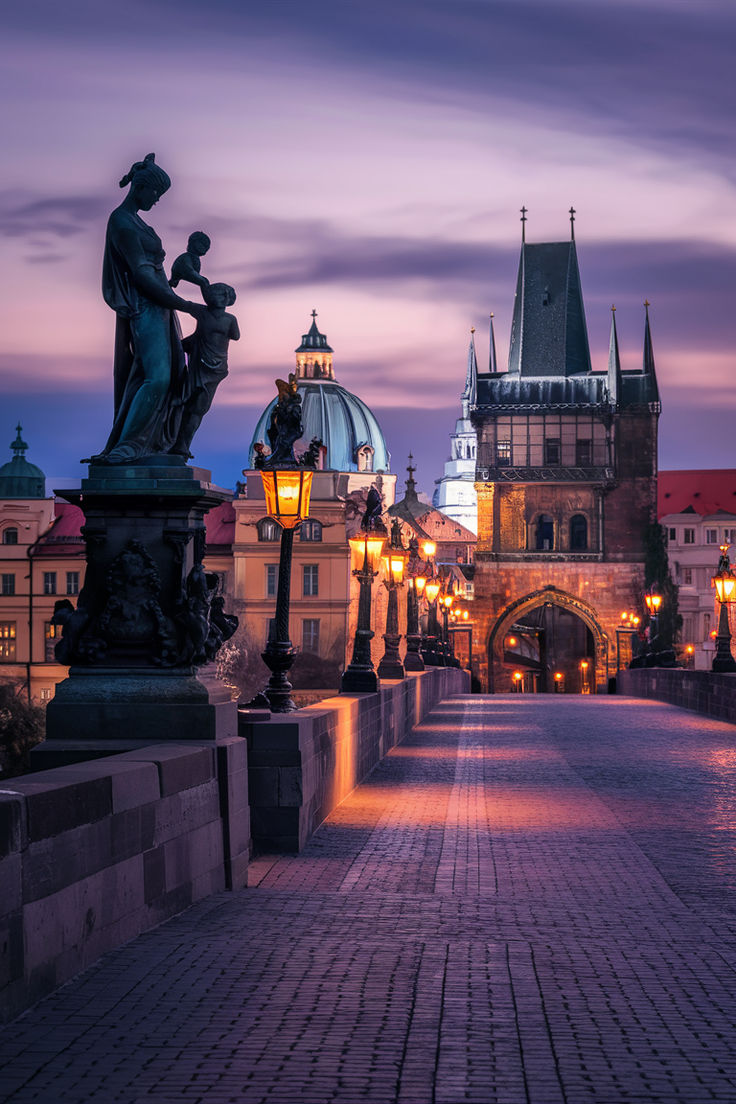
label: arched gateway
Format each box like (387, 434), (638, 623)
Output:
(487, 585), (610, 694)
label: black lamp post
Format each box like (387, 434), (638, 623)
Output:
(422, 576), (442, 666)
(258, 467), (314, 712)
(644, 588), (662, 649)
(377, 525), (409, 680)
(341, 522), (387, 693)
(712, 544), (736, 673)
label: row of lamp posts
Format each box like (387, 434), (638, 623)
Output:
(253, 462), (469, 710)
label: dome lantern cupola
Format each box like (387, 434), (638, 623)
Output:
(295, 310), (335, 381)
(0, 423), (46, 498)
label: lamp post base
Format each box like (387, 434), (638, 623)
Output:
(261, 640), (298, 712)
(404, 633), (425, 672)
(341, 666), (380, 694)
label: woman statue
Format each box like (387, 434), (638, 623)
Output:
(98, 153), (205, 464)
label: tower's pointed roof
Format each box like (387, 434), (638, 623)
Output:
(607, 306), (622, 405)
(488, 312), (499, 374)
(461, 329), (478, 418)
(642, 299), (660, 403)
(507, 217), (592, 377)
(0, 423), (46, 498)
(295, 310), (334, 354)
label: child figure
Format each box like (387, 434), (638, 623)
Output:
(174, 282), (240, 457)
(169, 231), (211, 289)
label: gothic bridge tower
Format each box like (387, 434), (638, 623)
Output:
(471, 211), (659, 692)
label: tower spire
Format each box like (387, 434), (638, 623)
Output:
(405, 453), (418, 500)
(520, 205), (527, 244)
(607, 305), (621, 405)
(461, 328), (478, 417)
(488, 312), (498, 374)
(569, 206), (576, 241)
(642, 299), (660, 403)
(11, 423), (28, 459)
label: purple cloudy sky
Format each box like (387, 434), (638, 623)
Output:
(1, 0), (735, 495)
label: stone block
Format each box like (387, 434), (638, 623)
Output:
(116, 744), (216, 796)
(0, 793), (25, 858)
(49, 759), (161, 812)
(163, 820), (223, 892)
(279, 767), (303, 807)
(0, 853), (22, 915)
(143, 846), (166, 903)
(0, 907), (23, 991)
(249, 767), (279, 807)
(250, 806), (300, 852)
(8, 774), (112, 841)
(152, 781), (220, 845)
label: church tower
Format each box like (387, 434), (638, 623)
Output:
(432, 327), (483, 534)
(471, 210), (660, 693)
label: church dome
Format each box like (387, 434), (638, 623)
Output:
(0, 424), (46, 498)
(248, 314), (391, 474)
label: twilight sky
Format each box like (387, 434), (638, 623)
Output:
(1, 0), (735, 495)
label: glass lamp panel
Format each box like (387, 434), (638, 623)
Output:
(414, 575), (427, 595)
(425, 580), (441, 602)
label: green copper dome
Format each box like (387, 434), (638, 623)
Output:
(0, 424), (46, 498)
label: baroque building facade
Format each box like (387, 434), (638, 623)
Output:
(471, 219), (660, 692)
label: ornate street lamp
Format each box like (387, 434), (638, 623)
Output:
(440, 591), (459, 667)
(341, 519), (388, 693)
(644, 588), (662, 648)
(405, 564), (426, 673)
(377, 524), (409, 679)
(258, 467), (314, 712)
(579, 658), (590, 694)
(711, 545), (736, 673)
(422, 576), (442, 666)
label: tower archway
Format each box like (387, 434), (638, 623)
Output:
(487, 585), (610, 694)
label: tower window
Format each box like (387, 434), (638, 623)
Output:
(544, 438), (561, 465)
(299, 520), (323, 542)
(575, 439), (592, 467)
(570, 514), (588, 551)
(535, 515), (554, 551)
(496, 440), (511, 467)
(2, 528), (18, 545)
(357, 446), (374, 473)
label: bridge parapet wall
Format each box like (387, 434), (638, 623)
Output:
(0, 737), (249, 1024)
(618, 668), (736, 725)
(241, 667), (470, 853)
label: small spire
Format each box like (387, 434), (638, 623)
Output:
(607, 306), (621, 405)
(311, 308), (317, 321)
(569, 205), (576, 240)
(405, 454), (417, 498)
(11, 423), (28, 458)
(520, 205), (527, 244)
(461, 329), (478, 415)
(642, 299), (660, 403)
(489, 312), (498, 374)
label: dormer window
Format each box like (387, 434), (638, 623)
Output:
(2, 528), (18, 545)
(257, 518), (281, 542)
(357, 445), (374, 473)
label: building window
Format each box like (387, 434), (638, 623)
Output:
(2, 528), (18, 545)
(66, 571), (80, 596)
(703, 613), (711, 638)
(266, 564), (278, 597)
(569, 514), (588, 551)
(43, 572), (57, 595)
(257, 518), (280, 542)
(40, 687), (53, 702)
(724, 529), (736, 545)
(575, 439), (592, 467)
(300, 519), (323, 542)
(682, 568), (693, 585)
(302, 619), (320, 653)
(0, 622), (16, 661)
(668, 528), (676, 542)
(544, 438), (561, 465)
(45, 622), (59, 662)
(706, 529), (718, 545)
(496, 440), (511, 467)
(303, 564), (319, 597)
(683, 529), (695, 545)
(535, 515), (554, 551)
(1, 574), (15, 597)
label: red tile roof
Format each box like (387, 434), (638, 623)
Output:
(205, 500), (235, 548)
(658, 470), (736, 518)
(34, 502), (85, 555)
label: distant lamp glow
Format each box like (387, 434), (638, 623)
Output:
(414, 574), (427, 596)
(424, 579), (441, 603)
(685, 644), (694, 654)
(422, 540), (437, 559)
(507, 635), (518, 647)
(554, 672), (563, 681)
(442, 594), (454, 609)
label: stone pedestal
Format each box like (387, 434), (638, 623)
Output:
(42, 458), (237, 752)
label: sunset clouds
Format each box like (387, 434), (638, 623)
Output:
(1, 0), (735, 488)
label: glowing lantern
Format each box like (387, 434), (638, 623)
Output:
(261, 468), (313, 529)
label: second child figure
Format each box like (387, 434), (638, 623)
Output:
(174, 282), (240, 457)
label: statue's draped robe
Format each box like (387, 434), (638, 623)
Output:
(102, 208), (186, 460)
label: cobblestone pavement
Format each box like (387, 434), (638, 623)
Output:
(3, 695), (736, 1103)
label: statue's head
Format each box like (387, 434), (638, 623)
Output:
(188, 231), (211, 256)
(204, 282), (236, 309)
(119, 153), (171, 210)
